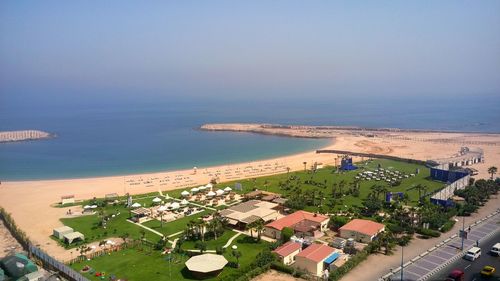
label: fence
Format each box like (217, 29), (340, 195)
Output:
(68, 239), (143, 265)
(29, 244), (90, 281)
(316, 149), (428, 166)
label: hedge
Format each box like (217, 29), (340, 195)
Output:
(440, 220), (456, 233)
(416, 228), (441, 238)
(0, 207), (31, 249)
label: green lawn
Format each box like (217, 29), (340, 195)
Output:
(60, 204), (160, 248)
(180, 230), (237, 250)
(142, 210), (210, 237)
(221, 159), (444, 211)
(70, 236), (269, 281)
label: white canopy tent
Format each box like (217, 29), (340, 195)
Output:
(131, 202), (141, 208)
(207, 191), (216, 197)
(224, 187), (232, 193)
(215, 189), (224, 196)
(152, 197), (162, 203)
(171, 202), (180, 209)
(181, 190), (190, 197)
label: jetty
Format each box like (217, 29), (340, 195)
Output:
(0, 130), (53, 143)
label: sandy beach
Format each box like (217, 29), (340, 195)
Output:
(1, 126), (500, 261)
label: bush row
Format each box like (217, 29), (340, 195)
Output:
(0, 207), (31, 249)
(416, 228), (441, 238)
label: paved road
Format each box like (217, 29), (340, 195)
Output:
(431, 231), (500, 281)
(384, 211), (500, 281)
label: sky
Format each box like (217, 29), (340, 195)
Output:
(1, 1), (500, 105)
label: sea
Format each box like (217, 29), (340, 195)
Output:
(1, 95), (499, 181)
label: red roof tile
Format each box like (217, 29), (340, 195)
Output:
(266, 211), (329, 231)
(296, 244), (335, 263)
(273, 241), (302, 257)
(339, 219), (384, 236)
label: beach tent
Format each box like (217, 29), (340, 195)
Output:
(181, 191), (190, 197)
(63, 232), (84, 244)
(171, 202), (180, 210)
(224, 187), (232, 193)
(131, 202), (141, 208)
(215, 189), (224, 196)
(53, 226), (74, 240)
(207, 191), (216, 197)
(152, 197), (162, 203)
(180, 199), (189, 205)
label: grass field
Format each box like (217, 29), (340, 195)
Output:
(142, 210), (210, 237)
(180, 230), (237, 250)
(70, 236), (269, 281)
(222, 159), (444, 211)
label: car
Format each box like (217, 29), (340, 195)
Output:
(445, 269), (464, 281)
(491, 242), (500, 256)
(464, 246), (481, 261)
(481, 266), (496, 277)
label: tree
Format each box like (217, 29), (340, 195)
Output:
(246, 221), (255, 238)
(254, 219), (265, 241)
(195, 241), (207, 253)
(232, 250), (242, 268)
(488, 166), (498, 180)
(281, 227), (294, 242)
(120, 232), (130, 244)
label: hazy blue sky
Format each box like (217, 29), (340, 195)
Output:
(1, 1), (499, 104)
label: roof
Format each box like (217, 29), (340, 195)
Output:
(339, 219), (385, 236)
(293, 220), (320, 233)
(131, 207), (151, 216)
(0, 253), (37, 279)
(273, 242), (301, 257)
(53, 226), (73, 233)
(220, 200), (278, 224)
(266, 211), (329, 231)
(296, 244), (335, 263)
(185, 254), (228, 273)
(63, 232), (84, 240)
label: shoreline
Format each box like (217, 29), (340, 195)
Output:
(1, 126), (500, 261)
(0, 138), (334, 183)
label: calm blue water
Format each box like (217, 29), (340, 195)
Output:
(1, 95), (499, 181)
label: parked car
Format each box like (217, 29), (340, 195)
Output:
(480, 265), (496, 277)
(491, 242), (500, 256)
(445, 269), (464, 281)
(464, 246), (481, 261)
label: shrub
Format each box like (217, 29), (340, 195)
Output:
(281, 227), (294, 242)
(440, 220), (456, 233)
(416, 228), (441, 238)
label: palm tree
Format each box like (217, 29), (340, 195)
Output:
(488, 166), (497, 180)
(232, 250), (242, 268)
(254, 219), (265, 241)
(371, 184), (388, 200)
(246, 221), (255, 238)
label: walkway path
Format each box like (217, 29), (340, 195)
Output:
(167, 231), (184, 238)
(222, 232), (242, 248)
(340, 196), (500, 281)
(126, 220), (164, 237)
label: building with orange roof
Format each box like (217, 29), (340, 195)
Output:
(272, 241), (302, 265)
(339, 219), (385, 243)
(293, 243), (338, 277)
(263, 210), (329, 239)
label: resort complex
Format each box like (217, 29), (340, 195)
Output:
(2, 142), (499, 281)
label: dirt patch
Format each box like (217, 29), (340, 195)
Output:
(252, 270), (305, 281)
(0, 219), (23, 258)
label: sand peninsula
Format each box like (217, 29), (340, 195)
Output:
(1, 123), (500, 261)
(0, 130), (54, 143)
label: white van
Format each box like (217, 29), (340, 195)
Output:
(491, 243), (500, 256)
(464, 246), (481, 261)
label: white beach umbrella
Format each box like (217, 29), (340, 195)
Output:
(171, 202), (180, 209)
(181, 190), (190, 197)
(207, 191), (216, 197)
(152, 197), (162, 203)
(191, 187), (199, 193)
(224, 186), (232, 192)
(158, 205), (168, 212)
(131, 202), (141, 208)
(83, 205), (91, 209)
(180, 199), (189, 205)
(198, 185), (206, 191)
(90, 205), (98, 209)
(216, 189), (224, 196)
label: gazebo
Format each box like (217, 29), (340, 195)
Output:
(131, 207), (151, 223)
(185, 254), (228, 279)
